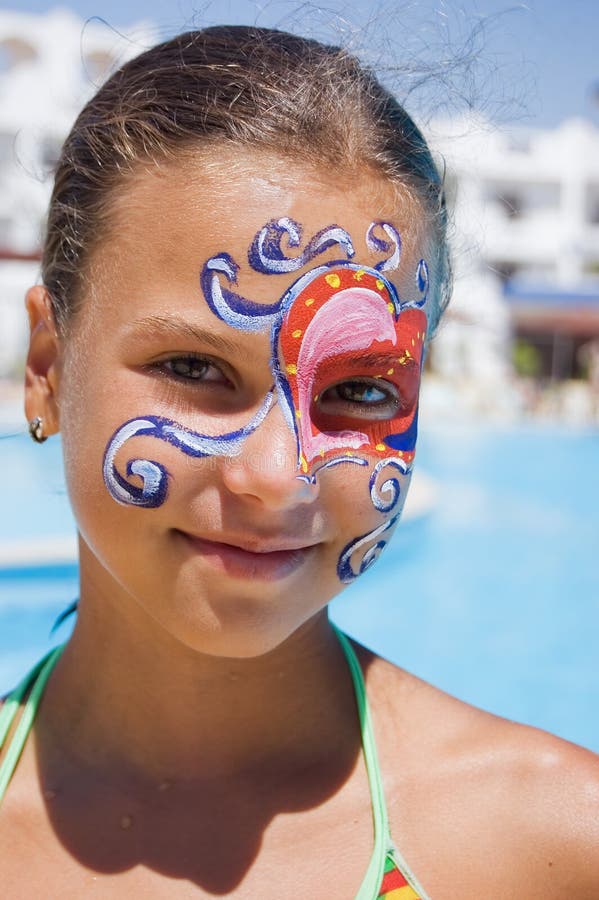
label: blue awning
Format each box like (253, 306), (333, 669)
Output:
(503, 280), (599, 307)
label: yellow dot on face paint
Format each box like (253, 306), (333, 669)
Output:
(313, 394), (319, 403)
(295, 410), (301, 419)
(375, 443), (386, 451)
(292, 329), (302, 339)
(376, 279), (384, 291)
(387, 302), (395, 315)
(319, 448), (325, 457)
(325, 273), (341, 288)
(387, 368), (394, 375)
(354, 269), (366, 281)
(286, 363), (297, 376)
(405, 349), (411, 358)
(411, 338), (415, 347)
(305, 298), (315, 306)
(346, 450), (354, 457)
(398, 357), (406, 365)
(299, 454), (308, 473)
(398, 451), (404, 457)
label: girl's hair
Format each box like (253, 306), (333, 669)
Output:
(42, 25), (451, 335)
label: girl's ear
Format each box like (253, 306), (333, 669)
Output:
(24, 286), (62, 437)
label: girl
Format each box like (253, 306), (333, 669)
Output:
(1, 26), (598, 899)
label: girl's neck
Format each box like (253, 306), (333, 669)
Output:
(35, 597), (361, 787)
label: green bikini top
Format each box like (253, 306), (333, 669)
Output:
(0, 629), (430, 900)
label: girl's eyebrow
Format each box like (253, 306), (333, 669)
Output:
(125, 314), (244, 355)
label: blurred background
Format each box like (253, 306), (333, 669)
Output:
(0, 1), (597, 749)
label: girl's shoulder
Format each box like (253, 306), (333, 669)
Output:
(359, 647), (599, 899)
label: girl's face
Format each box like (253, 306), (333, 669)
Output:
(51, 151), (432, 657)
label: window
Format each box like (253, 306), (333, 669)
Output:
(82, 49), (115, 84)
(585, 185), (599, 224)
(0, 37), (37, 71)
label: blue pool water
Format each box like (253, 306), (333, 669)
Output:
(1, 422), (598, 751)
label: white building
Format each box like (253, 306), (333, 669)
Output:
(0, 8), (153, 375)
(428, 115), (599, 397)
(435, 114), (599, 285)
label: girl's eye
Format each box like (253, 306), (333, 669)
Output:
(335, 382), (389, 404)
(317, 379), (400, 419)
(156, 356), (228, 384)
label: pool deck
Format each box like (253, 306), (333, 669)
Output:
(0, 535), (78, 568)
(0, 384), (22, 428)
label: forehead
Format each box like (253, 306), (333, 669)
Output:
(86, 149), (432, 323)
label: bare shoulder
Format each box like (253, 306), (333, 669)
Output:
(357, 646), (599, 898)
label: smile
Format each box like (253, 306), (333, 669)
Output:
(174, 531), (317, 581)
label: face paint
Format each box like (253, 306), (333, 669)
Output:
(366, 221), (402, 272)
(337, 514), (400, 583)
(102, 218), (430, 585)
(199, 218), (356, 332)
(266, 251), (426, 584)
(274, 263), (427, 475)
(248, 217), (356, 275)
(102, 391), (274, 507)
(200, 218), (427, 476)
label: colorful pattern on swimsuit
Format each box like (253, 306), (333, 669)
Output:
(377, 852), (422, 899)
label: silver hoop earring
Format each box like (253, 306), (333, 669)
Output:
(28, 416), (47, 444)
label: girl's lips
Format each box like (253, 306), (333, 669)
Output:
(175, 532), (315, 581)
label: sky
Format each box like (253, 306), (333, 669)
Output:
(3, 0), (599, 127)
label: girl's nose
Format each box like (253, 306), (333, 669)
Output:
(220, 400), (318, 511)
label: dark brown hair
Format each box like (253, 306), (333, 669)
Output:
(42, 25), (451, 334)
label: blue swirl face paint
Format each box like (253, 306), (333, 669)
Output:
(103, 391), (274, 508)
(337, 515), (400, 584)
(102, 217), (428, 585)
(248, 218), (356, 275)
(330, 457), (413, 585)
(366, 221), (402, 272)
(200, 254), (284, 332)
(369, 456), (411, 514)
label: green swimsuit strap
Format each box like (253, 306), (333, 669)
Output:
(333, 626), (393, 900)
(0, 644), (64, 804)
(335, 627), (432, 900)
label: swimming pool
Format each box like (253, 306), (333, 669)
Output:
(1, 420), (598, 751)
